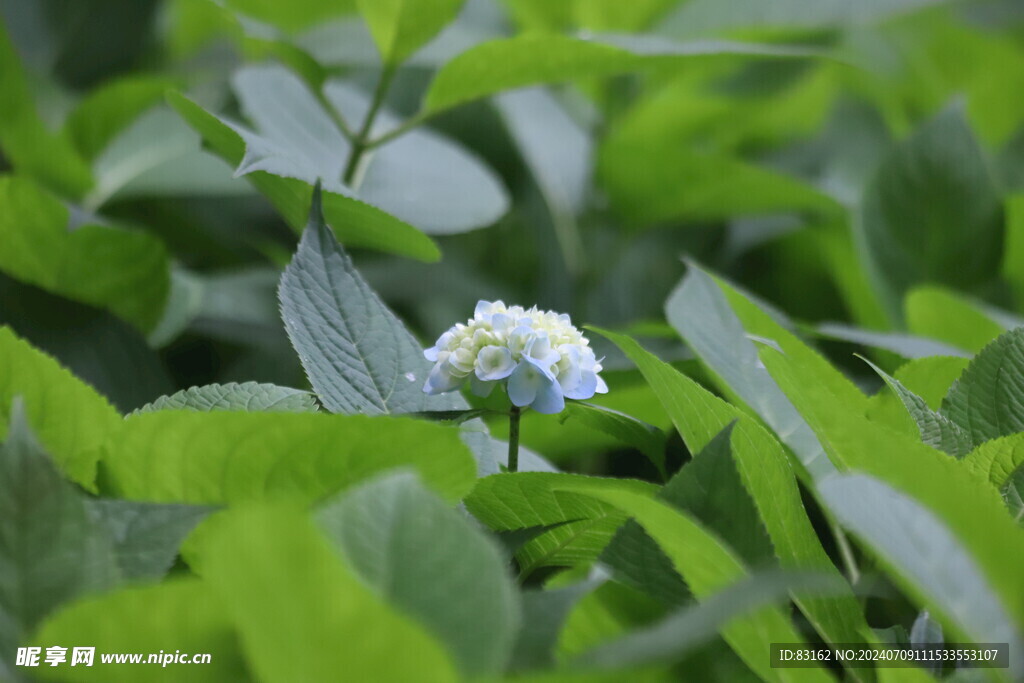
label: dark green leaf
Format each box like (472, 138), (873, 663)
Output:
(942, 328), (1024, 445)
(561, 402), (666, 477)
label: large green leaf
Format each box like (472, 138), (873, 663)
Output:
(560, 402), (666, 477)
(134, 382), (318, 414)
(279, 185), (462, 415)
(758, 345), (1024, 643)
(422, 34), (821, 115)
(101, 411), (476, 505)
(0, 327), (121, 488)
(549, 482), (829, 683)
(595, 329), (874, 672)
(357, 0), (465, 64)
(33, 580), (247, 683)
(904, 287), (1005, 354)
(941, 328), (1024, 445)
(317, 472), (518, 676)
(188, 504), (458, 682)
(0, 23), (92, 198)
(0, 175), (170, 333)
(818, 473), (1023, 674)
(0, 401), (120, 676)
(64, 75), (172, 161)
(860, 105), (1003, 321)
(168, 91), (439, 261)
(963, 434), (1024, 489)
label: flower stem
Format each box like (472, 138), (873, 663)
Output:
(507, 406), (522, 473)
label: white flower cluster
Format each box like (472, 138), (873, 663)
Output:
(423, 301), (607, 414)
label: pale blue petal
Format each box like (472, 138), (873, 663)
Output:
(507, 362), (541, 407)
(470, 375), (496, 397)
(531, 380), (565, 414)
(423, 362), (464, 395)
(564, 370), (597, 400)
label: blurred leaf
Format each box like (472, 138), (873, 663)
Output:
(317, 472), (518, 676)
(575, 571), (844, 671)
(33, 580), (246, 683)
(423, 34), (822, 115)
(0, 175), (170, 333)
(511, 579), (601, 672)
(64, 75), (171, 160)
(357, 0), (465, 65)
(224, 0), (356, 33)
(102, 411), (476, 504)
(595, 328), (873, 676)
(0, 22), (92, 198)
(1003, 195), (1024, 307)
(860, 105), (1003, 321)
(861, 357), (972, 457)
(942, 328), (1024, 445)
(0, 400), (120, 674)
(560, 402), (666, 477)
(188, 504), (459, 682)
(86, 106), (248, 209)
(812, 322), (970, 359)
(0, 327), (121, 488)
(549, 482), (830, 683)
(134, 382), (317, 414)
(86, 500), (212, 582)
(279, 185), (463, 415)
(818, 472), (1023, 668)
(168, 91), (440, 261)
(665, 264), (836, 478)
(892, 356), (970, 408)
(759, 344), (1024, 643)
(905, 287), (1006, 354)
(572, 0), (677, 31)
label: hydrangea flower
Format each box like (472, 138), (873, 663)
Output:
(423, 301), (607, 414)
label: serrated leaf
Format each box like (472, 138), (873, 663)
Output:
(357, 0), (465, 65)
(0, 327), (121, 489)
(0, 175), (171, 333)
(861, 104), (1003, 321)
(86, 500), (212, 582)
(549, 482), (830, 683)
(187, 504), (459, 682)
(942, 328), (1024, 445)
(561, 402), (666, 477)
(134, 382), (317, 415)
(0, 401), (120, 674)
(33, 579), (246, 683)
(595, 328), (873, 680)
(861, 357), (973, 457)
(168, 91), (439, 261)
(963, 434), (1024, 489)
(279, 185), (462, 414)
(423, 34), (822, 115)
(317, 472), (518, 676)
(101, 411), (476, 505)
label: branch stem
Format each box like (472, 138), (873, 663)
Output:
(343, 64), (397, 186)
(507, 406), (522, 473)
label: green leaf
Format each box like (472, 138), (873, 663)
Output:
(594, 328), (874, 673)
(511, 580), (601, 672)
(942, 328), (1024, 445)
(188, 504), (459, 682)
(861, 356), (972, 457)
(560, 402), (666, 477)
(1004, 195), (1024, 305)
(224, 0), (357, 34)
(665, 265), (836, 478)
(548, 482), (830, 683)
(0, 175), (171, 333)
(86, 500), (212, 582)
(64, 75), (174, 161)
(168, 91), (439, 261)
(818, 473), (1023, 671)
(905, 286), (1006, 354)
(963, 434), (1024, 489)
(102, 411), (476, 505)
(33, 579), (247, 683)
(0, 400), (120, 674)
(317, 472), (518, 676)
(279, 185), (463, 414)
(0, 327), (121, 488)
(134, 382), (318, 415)
(575, 571), (844, 671)
(812, 322), (970, 359)
(0, 23), (92, 198)
(357, 0), (465, 65)
(423, 34), (822, 115)
(860, 104), (1003, 321)
(891, 356), (971, 409)
(758, 344), (1024, 642)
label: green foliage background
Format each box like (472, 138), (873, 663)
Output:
(1, 0), (1024, 681)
